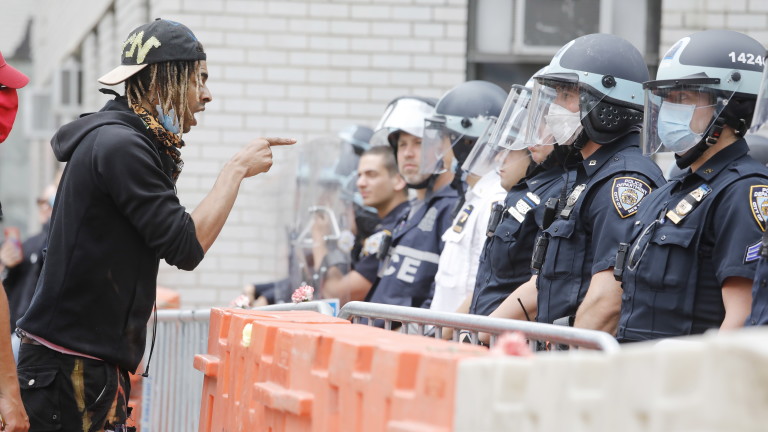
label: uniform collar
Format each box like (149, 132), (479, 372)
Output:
(580, 133), (639, 177)
(689, 138), (749, 182)
(381, 200), (410, 225)
(526, 165), (566, 189)
(467, 171), (503, 200)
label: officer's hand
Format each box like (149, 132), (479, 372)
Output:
(0, 242), (22, 268)
(234, 137), (296, 178)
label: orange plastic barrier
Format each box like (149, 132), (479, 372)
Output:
(194, 308), (487, 432)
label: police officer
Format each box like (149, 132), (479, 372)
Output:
(467, 76), (578, 318)
(429, 81), (509, 313)
(365, 96), (460, 309)
(491, 34), (666, 333)
(615, 30), (768, 340)
(748, 63), (768, 326)
(315, 145), (409, 305)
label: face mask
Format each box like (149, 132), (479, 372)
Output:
(0, 87), (19, 143)
(657, 101), (704, 154)
(544, 103), (583, 146)
(156, 97), (180, 134)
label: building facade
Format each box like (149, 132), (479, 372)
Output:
(1, 0), (766, 307)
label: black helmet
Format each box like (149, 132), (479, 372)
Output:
(525, 33), (648, 148)
(642, 30), (764, 168)
(421, 80), (507, 174)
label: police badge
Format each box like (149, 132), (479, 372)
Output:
(750, 185), (768, 232)
(611, 177), (652, 218)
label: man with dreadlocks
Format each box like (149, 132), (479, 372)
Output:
(15, 19), (294, 431)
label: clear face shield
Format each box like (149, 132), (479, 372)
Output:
(290, 136), (360, 299)
(461, 118), (500, 178)
(642, 77), (739, 155)
(419, 116), (456, 177)
(524, 75), (611, 147)
(751, 62), (768, 134)
(462, 84), (539, 189)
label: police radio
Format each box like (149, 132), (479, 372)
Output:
(376, 230), (393, 260)
(530, 234), (549, 273)
(613, 242), (630, 282)
(486, 202), (505, 237)
(542, 197), (558, 230)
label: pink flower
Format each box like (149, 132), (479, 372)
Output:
(291, 283), (315, 303)
(230, 294), (251, 309)
(489, 332), (534, 357)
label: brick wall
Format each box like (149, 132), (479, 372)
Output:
(660, 0), (768, 54)
(32, 0), (467, 307)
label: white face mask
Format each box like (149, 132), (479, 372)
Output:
(657, 101), (704, 154)
(544, 103), (583, 146)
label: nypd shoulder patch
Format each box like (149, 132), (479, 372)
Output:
(611, 177), (652, 219)
(749, 185), (768, 232)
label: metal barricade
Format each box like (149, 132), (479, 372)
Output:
(337, 301), (620, 353)
(139, 301), (335, 431)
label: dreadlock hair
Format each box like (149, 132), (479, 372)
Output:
(124, 58), (202, 135)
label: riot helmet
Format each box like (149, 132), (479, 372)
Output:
(420, 80), (507, 177)
(371, 96), (437, 189)
(371, 96), (437, 151)
(525, 33), (648, 149)
(643, 30), (764, 168)
(462, 70), (547, 189)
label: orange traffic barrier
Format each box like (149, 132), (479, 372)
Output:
(195, 308), (487, 432)
(194, 308), (348, 432)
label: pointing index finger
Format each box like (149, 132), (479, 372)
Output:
(265, 137), (297, 146)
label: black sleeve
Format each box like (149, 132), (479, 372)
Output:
(93, 127), (205, 270)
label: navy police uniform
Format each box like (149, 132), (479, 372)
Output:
(366, 184), (459, 308)
(747, 229), (768, 326)
(353, 201), (409, 283)
(618, 139), (768, 341)
(535, 133), (666, 325)
(469, 167), (566, 316)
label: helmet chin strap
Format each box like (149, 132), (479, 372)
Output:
(674, 116), (726, 169)
(406, 173), (437, 190)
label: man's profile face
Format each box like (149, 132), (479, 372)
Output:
(397, 132), (429, 185)
(356, 154), (404, 209)
(183, 60), (212, 133)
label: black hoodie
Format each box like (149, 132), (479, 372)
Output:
(18, 96), (204, 372)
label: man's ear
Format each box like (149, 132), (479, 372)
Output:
(393, 174), (407, 193)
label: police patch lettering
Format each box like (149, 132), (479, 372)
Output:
(611, 177), (652, 218)
(750, 185), (768, 232)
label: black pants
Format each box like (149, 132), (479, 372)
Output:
(17, 342), (130, 432)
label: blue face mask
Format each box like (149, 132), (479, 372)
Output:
(657, 101), (704, 154)
(155, 102), (180, 134)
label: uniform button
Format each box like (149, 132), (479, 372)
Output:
(554, 227), (559, 232)
(28, 379), (35, 386)
(52, 414), (58, 420)
(614, 157), (620, 161)
(505, 232), (510, 236)
(660, 235), (666, 241)
(635, 221), (641, 225)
